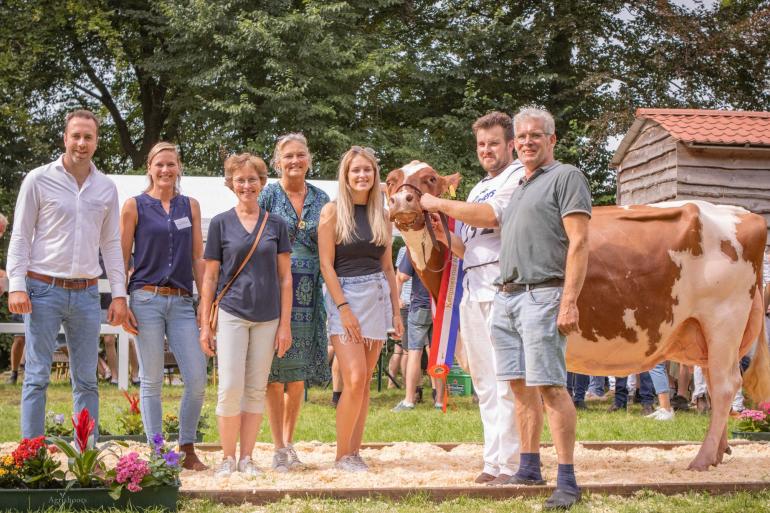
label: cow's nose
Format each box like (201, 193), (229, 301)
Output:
(405, 193), (414, 202)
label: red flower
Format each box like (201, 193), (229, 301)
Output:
(123, 391), (141, 415)
(72, 408), (95, 453)
(12, 436), (47, 466)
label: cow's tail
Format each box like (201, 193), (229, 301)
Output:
(744, 306), (770, 406)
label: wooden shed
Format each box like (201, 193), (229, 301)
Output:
(611, 108), (770, 245)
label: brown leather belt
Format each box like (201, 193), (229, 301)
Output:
(27, 271), (98, 290)
(497, 278), (564, 294)
(141, 285), (191, 297)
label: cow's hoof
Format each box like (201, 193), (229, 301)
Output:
(687, 459), (712, 471)
(724, 445), (732, 456)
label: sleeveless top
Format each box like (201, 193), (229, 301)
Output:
(334, 204), (385, 277)
(128, 193), (194, 294)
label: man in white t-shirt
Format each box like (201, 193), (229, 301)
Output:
(420, 111), (523, 484)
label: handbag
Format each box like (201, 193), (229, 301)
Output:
(208, 211), (269, 333)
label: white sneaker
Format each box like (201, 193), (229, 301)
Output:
(351, 454), (369, 471)
(237, 455), (262, 476)
(286, 443), (304, 469)
(215, 456), (236, 478)
(647, 407), (675, 421)
(272, 448), (290, 473)
(334, 455), (366, 473)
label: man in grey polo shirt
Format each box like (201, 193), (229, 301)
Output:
(492, 107), (590, 510)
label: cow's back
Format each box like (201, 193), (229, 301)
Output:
(567, 200), (766, 375)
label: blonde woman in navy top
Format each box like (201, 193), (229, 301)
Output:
(120, 142), (208, 470)
(318, 146), (403, 472)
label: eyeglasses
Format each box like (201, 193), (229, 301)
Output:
(232, 178), (261, 186)
(514, 132), (551, 143)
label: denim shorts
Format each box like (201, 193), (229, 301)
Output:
(490, 286), (567, 386)
(325, 272), (393, 342)
(406, 307), (432, 350)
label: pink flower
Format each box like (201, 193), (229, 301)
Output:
(115, 452), (150, 493)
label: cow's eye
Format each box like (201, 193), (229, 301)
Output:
(429, 177), (436, 183)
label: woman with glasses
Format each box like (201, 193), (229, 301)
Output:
(120, 142), (208, 470)
(198, 153), (292, 477)
(318, 146), (403, 472)
(258, 133), (330, 472)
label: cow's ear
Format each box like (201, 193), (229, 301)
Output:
(443, 173), (462, 198)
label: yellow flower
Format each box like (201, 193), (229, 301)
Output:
(2, 455), (12, 466)
(0, 469), (6, 476)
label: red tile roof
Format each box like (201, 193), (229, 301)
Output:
(636, 108), (770, 146)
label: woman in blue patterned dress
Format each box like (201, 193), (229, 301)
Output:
(258, 133), (330, 472)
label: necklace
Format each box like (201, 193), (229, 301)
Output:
(283, 183), (308, 231)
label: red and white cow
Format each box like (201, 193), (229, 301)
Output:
(386, 161), (770, 471)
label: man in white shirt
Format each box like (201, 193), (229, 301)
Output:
(7, 109), (128, 438)
(420, 111), (523, 484)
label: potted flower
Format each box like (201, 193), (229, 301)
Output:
(113, 391), (146, 441)
(45, 411), (73, 437)
(732, 402), (770, 441)
(163, 412), (207, 442)
(0, 409), (180, 511)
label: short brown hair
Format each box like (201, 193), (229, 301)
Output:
(224, 153), (268, 190)
(472, 111), (513, 141)
(65, 109), (101, 132)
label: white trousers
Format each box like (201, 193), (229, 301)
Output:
(215, 309), (279, 417)
(460, 298), (520, 476)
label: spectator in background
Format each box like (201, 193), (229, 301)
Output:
(386, 246), (411, 391)
(97, 255), (139, 386)
(7, 109), (127, 438)
(391, 249), (443, 411)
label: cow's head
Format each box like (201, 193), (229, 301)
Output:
(385, 160), (461, 231)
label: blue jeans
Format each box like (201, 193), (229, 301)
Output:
(588, 376), (606, 397)
(130, 289), (208, 445)
(21, 277), (101, 438)
(567, 373), (590, 402)
(614, 372), (656, 408)
(648, 363), (669, 395)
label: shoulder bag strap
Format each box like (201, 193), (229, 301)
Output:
(213, 211), (269, 305)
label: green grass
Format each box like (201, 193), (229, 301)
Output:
(1, 382), (765, 511)
(17, 491), (770, 513)
(0, 381), (733, 443)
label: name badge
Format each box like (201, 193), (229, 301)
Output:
(174, 217), (192, 230)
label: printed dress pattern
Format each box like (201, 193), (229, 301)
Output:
(259, 181), (331, 385)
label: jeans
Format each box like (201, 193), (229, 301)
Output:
(130, 289), (207, 445)
(648, 363), (669, 395)
(588, 376), (606, 397)
(567, 373), (590, 402)
(613, 372), (656, 408)
(21, 277), (101, 438)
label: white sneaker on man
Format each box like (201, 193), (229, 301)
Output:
(215, 456), (236, 478)
(646, 407), (675, 421)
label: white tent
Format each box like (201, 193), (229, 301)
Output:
(107, 175), (340, 239)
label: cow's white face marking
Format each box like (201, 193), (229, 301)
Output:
(401, 161), (430, 178)
(401, 226), (432, 271)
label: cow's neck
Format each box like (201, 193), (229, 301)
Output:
(402, 225), (447, 301)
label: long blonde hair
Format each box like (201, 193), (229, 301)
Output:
(144, 141), (181, 193)
(335, 146), (389, 247)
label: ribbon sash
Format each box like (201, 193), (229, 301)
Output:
(427, 218), (464, 408)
